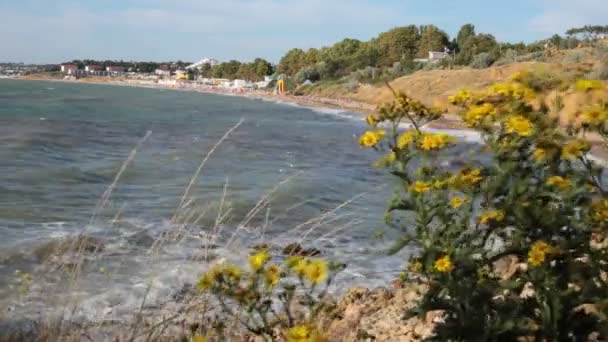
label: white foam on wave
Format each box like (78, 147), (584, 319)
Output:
(259, 97), (359, 120)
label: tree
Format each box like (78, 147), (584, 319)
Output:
(278, 48), (306, 75)
(318, 38), (365, 76)
(199, 63), (212, 78)
(372, 25), (421, 67)
(252, 58), (273, 80)
(416, 25), (450, 57)
(566, 25), (608, 40)
(456, 33), (498, 65)
(456, 24), (476, 51)
(550, 34), (563, 49)
(303, 48), (320, 66)
(223, 60), (242, 79)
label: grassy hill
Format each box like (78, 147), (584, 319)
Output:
(299, 45), (608, 123)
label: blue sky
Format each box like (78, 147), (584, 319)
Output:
(0, 0), (606, 64)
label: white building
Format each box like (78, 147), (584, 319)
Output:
(85, 65), (103, 72)
(255, 76), (274, 89)
(414, 51), (450, 64)
(155, 69), (172, 77)
(187, 58), (220, 70)
(232, 79), (249, 88)
(106, 66), (126, 74)
(61, 64), (78, 75)
(429, 51), (449, 61)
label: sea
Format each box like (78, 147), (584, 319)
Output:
(0, 79), (483, 322)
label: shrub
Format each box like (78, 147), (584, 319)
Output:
(349, 66), (381, 83)
(361, 78), (608, 340)
(515, 51), (545, 63)
(196, 249), (344, 341)
(494, 49), (518, 66)
(587, 61), (608, 81)
(469, 52), (494, 69)
(587, 48), (608, 80)
(510, 69), (564, 91)
(295, 66), (321, 84)
(562, 50), (586, 64)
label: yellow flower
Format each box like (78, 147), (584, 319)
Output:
(505, 115), (534, 137)
(396, 130), (419, 149)
(450, 196), (467, 209)
(451, 168), (484, 189)
(582, 106), (607, 127)
(433, 178), (448, 190)
(575, 79), (604, 92)
(489, 82), (535, 100)
(359, 130), (385, 147)
(478, 210), (505, 225)
(411, 181), (432, 194)
(286, 256), (310, 277)
(463, 103), (495, 127)
(528, 241), (557, 267)
(197, 264), (243, 290)
(365, 115), (378, 126)
(196, 272), (215, 290)
(591, 199), (608, 223)
(448, 88), (473, 104)
(303, 259), (328, 285)
(528, 248), (546, 267)
(561, 140), (590, 160)
(418, 133), (453, 151)
(224, 264), (242, 277)
(546, 176), (572, 191)
(192, 336), (207, 342)
(434, 255), (454, 273)
(510, 70), (530, 82)
(285, 255), (304, 269)
(533, 148), (547, 162)
(286, 325), (313, 342)
(249, 251), (271, 272)
(264, 264), (281, 288)
(410, 260), (423, 273)
(373, 152), (397, 168)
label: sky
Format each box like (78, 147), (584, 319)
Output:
(0, 0), (606, 64)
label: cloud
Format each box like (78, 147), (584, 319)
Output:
(529, 0), (608, 35)
(0, 0), (428, 63)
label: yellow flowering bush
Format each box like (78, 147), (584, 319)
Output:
(196, 250), (341, 340)
(358, 129), (385, 147)
(364, 77), (608, 339)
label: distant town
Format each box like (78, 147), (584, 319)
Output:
(0, 63), (59, 78)
(1, 58), (280, 93)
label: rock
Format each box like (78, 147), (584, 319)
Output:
(33, 235), (105, 261)
(493, 255), (520, 280)
(323, 284), (431, 341)
(171, 283), (194, 302)
(0, 319), (40, 340)
(251, 243), (271, 251)
(127, 230), (156, 248)
(282, 243), (321, 257)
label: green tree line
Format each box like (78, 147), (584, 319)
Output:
(199, 58), (274, 81)
(274, 23), (594, 84)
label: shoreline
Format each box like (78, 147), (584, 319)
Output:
(10, 76), (608, 162)
(12, 75), (468, 131)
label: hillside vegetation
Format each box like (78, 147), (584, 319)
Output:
(299, 45), (608, 124)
